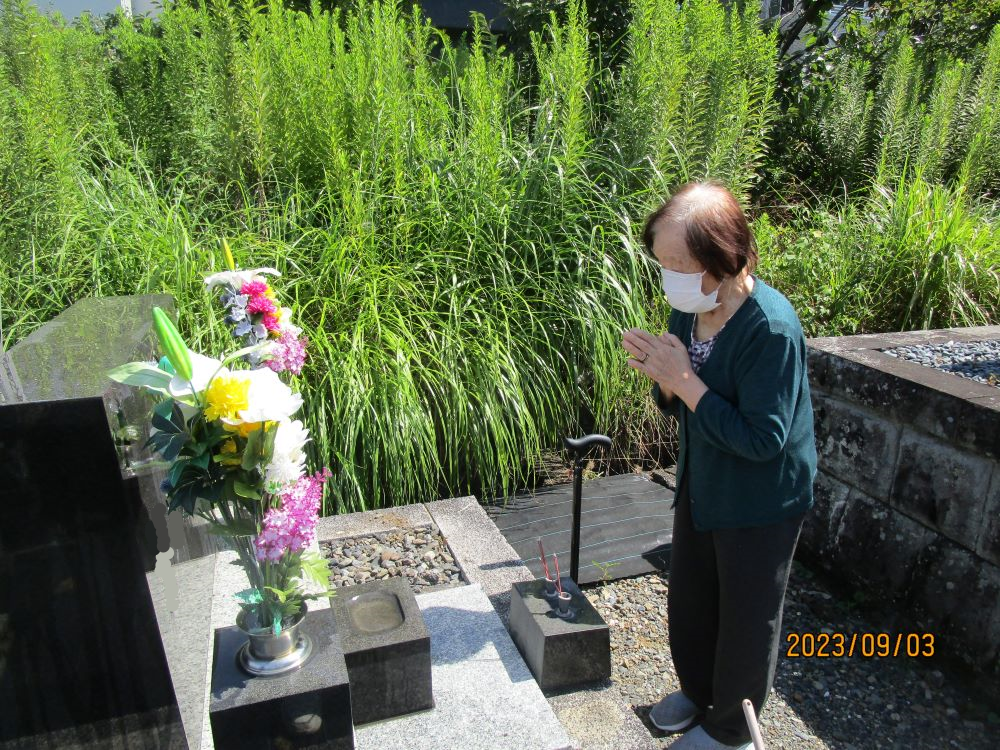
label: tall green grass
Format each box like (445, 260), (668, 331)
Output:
(612, 0), (776, 203)
(757, 173), (1000, 335)
(0, 0), (778, 512)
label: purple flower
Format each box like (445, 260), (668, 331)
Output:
(254, 470), (330, 563)
(267, 331), (309, 375)
(226, 306), (247, 323)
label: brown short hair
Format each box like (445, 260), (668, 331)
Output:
(641, 181), (758, 280)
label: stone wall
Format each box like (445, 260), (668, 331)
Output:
(801, 326), (1000, 679)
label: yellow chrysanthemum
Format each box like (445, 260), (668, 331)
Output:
(204, 376), (250, 422)
(220, 438), (237, 455)
(222, 419), (275, 438)
(223, 420), (260, 438)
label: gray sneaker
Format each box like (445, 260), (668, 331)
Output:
(667, 725), (752, 749)
(649, 691), (701, 732)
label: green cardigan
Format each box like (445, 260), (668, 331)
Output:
(651, 278), (817, 531)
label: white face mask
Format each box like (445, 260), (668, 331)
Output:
(660, 268), (722, 313)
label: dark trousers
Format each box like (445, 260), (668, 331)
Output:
(668, 477), (805, 746)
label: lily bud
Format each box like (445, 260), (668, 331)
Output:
(152, 307), (193, 382)
(222, 237), (236, 272)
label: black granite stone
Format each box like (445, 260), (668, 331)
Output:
(508, 577), (611, 690)
(0, 295), (186, 747)
(210, 610), (354, 749)
(328, 577), (433, 725)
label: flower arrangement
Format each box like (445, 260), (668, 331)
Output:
(109, 244), (328, 636)
(204, 239), (309, 374)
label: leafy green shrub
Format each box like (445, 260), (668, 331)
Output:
(611, 0), (777, 204)
(766, 24), (1000, 201)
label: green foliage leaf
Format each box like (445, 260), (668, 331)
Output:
(264, 586), (292, 604)
(242, 427), (263, 471)
(233, 479), (262, 500)
(234, 588), (263, 606)
(299, 550), (332, 587)
(146, 400), (189, 462)
(166, 457), (224, 515)
(108, 361), (173, 396)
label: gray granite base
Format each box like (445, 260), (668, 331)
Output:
(209, 611), (353, 750)
(329, 577), (433, 725)
(157, 499), (653, 749)
(147, 553), (218, 746)
(354, 584), (573, 750)
(509, 578), (611, 691)
(546, 683), (658, 750)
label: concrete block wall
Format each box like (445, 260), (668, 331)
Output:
(801, 326), (1000, 678)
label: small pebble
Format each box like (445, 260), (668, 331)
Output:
(320, 525), (466, 594)
(882, 340), (1000, 388)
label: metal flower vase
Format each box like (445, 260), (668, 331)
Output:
(235, 602), (314, 677)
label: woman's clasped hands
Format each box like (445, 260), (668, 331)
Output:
(621, 328), (707, 410)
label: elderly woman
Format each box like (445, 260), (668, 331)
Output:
(621, 182), (817, 750)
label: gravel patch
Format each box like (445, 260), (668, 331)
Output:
(581, 564), (1000, 749)
(882, 340), (1000, 388)
(320, 525), (466, 592)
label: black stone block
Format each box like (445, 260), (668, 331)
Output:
(508, 577), (611, 690)
(0, 295), (185, 746)
(209, 611), (354, 750)
(329, 577), (433, 725)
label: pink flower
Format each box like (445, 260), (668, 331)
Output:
(247, 296), (277, 315)
(254, 470), (330, 562)
(267, 331), (309, 375)
(241, 280), (269, 296)
(262, 312), (282, 332)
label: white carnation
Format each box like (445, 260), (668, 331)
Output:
(204, 267), (281, 290)
(264, 419), (310, 490)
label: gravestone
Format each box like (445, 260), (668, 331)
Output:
(0, 295), (187, 747)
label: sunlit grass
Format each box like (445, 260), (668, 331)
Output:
(2, 0), (996, 515)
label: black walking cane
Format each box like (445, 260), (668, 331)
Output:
(562, 433), (612, 584)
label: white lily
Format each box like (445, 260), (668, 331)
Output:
(222, 367), (303, 424)
(204, 267), (281, 290)
(167, 350), (228, 399)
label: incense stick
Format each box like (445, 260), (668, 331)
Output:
(537, 538), (551, 579)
